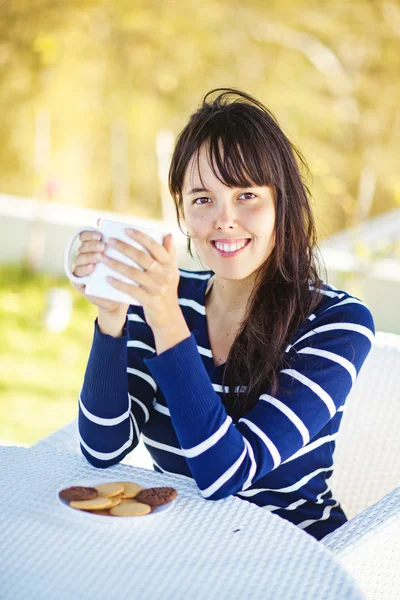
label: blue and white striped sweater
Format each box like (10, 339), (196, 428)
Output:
(79, 268), (375, 540)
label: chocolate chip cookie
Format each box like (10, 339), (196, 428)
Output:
(59, 486), (99, 501)
(135, 487), (177, 507)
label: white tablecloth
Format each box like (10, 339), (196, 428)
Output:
(0, 445), (364, 600)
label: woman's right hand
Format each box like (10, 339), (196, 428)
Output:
(70, 230), (129, 323)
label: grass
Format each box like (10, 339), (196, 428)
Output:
(0, 264), (97, 445)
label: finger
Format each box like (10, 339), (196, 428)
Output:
(79, 230), (102, 243)
(70, 281), (86, 294)
(99, 255), (146, 284)
(85, 294), (126, 310)
(78, 239), (106, 254)
(74, 251), (102, 266)
(125, 229), (171, 265)
(72, 263), (95, 277)
(107, 276), (146, 303)
(163, 234), (176, 259)
(107, 237), (154, 270)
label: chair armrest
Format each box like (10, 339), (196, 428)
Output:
(322, 487), (400, 600)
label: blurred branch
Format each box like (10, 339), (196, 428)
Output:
(253, 22), (357, 106)
(355, 163), (377, 223)
(382, 2), (400, 37)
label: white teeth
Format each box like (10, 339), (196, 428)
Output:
(214, 240), (248, 253)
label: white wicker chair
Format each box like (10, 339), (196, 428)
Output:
(322, 487), (400, 600)
(324, 332), (400, 600)
(330, 331), (400, 520)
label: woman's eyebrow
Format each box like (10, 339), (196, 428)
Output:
(185, 184), (264, 196)
(186, 186), (209, 195)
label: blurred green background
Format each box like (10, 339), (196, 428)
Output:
(1, 0), (399, 445)
(0, 264), (96, 444)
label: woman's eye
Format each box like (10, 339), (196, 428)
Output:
(193, 193), (256, 205)
(193, 197), (211, 205)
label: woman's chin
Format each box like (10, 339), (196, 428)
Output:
(206, 263), (255, 281)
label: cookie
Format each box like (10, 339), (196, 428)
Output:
(70, 497), (113, 511)
(107, 496), (123, 508)
(135, 487), (178, 507)
(117, 482), (143, 499)
(59, 486), (99, 501)
(94, 483), (124, 498)
(110, 500), (151, 517)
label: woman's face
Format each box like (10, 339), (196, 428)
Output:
(181, 145), (276, 281)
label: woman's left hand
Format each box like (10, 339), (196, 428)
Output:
(100, 229), (181, 331)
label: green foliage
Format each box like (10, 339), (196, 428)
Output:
(0, 264), (96, 444)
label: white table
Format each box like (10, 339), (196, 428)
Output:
(0, 445), (364, 600)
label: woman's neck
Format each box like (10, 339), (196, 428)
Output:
(206, 274), (255, 320)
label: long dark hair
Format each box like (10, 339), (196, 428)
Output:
(169, 88), (326, 421)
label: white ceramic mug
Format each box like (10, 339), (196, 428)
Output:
(64, 218), (167, 306)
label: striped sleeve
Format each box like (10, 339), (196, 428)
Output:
(78, 317), (156, 468)
(144, 301), (375, 500)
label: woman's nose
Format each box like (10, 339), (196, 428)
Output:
(214, 205), (238, 229)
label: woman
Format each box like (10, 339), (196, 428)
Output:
(71, 89), (375, 540)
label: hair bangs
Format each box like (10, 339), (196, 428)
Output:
(193, 116), (277, 192)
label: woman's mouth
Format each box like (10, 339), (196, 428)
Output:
(210, 238), (251, 258)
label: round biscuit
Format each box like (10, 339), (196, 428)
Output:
(70, 497), (113, 511)
(118, 499), (138, 507)
(117, 481), (143, 499)
(110, 500), (151, 517)
(107, 496), (122, 508)
(94, 482), (124, 498)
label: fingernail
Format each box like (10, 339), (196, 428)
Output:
(94, 253), (103, 260)
(108, 238), (117, 247)
(92, 233), (101, 240)
(96, 243), (105, 250)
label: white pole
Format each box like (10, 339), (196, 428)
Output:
(111, 120), (130, 213)
(25, 108), (51, 271)
(156, 129), (176, 228)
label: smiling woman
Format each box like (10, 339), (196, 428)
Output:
(73, 88), (375, 541)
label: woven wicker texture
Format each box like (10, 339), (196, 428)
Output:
(330, 332), (400, 519)
(322, 487), (400, 600)
(34, 418), (154, 469)
(0, 445), (363, 600)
